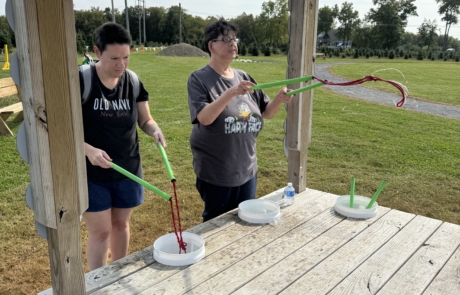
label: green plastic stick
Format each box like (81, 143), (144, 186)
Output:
(366, 180), (387, 209)
(350, 177), (355, 208)
(249, 75), (313, 90)
(286, 82), (324, 96)
(157, 143), (175, 181)
(111, 162), (171, 201)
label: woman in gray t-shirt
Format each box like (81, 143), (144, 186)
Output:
(187, 18), (292, 222)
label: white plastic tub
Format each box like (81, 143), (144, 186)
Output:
(334, 195), (378, 219)
(153, 232), (205, 266)
(238, 199), (281, 224)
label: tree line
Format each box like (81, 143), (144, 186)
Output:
(0, 0), (459, 55)
(319, 0), (460, 52)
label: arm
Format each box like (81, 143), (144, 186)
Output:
(196, 80), (256, 126)
(262, 87), (293, 119)
(137, 101), (166, 147)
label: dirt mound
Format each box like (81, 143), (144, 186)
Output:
(157, 43), (209, 57)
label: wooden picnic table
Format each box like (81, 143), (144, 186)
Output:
(39, 188), (460, 295)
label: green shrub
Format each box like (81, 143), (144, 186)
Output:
(240, 44), (247, 56)
(417, 51), (424, 60)
(389, 50), (395, 59)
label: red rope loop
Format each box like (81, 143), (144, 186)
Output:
(170, 180), (187, 253)
(313, 75), (406, 107)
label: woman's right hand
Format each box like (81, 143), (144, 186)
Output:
(84, 143), (113, 169)
(229, 80), (255, 97)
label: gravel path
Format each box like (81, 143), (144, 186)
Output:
(315, 63), (460, 120)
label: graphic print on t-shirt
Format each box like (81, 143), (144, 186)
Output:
(93, 96), (132, 118)
(224, 101), (262, 134)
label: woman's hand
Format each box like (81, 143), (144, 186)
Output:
(84, 143), (113, 169)
(229, 80), (255, 97)
(153, 128), (167, 148)
(274, 87), (294, 104)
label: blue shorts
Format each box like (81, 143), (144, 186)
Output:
(86, 177), (144, 212)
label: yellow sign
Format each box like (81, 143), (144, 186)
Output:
(2, 45), (10, 71)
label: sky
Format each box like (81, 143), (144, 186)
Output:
(2, 0), (459, 39)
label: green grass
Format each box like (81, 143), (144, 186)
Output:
(0, 53), (459, 294)
(328, 58), (460, 106)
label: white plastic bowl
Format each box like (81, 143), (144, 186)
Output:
(153, 232), (205, 266)
(334, 195), (378, 219)
(238, 199), (281, 224)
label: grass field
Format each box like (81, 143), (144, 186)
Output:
(326, 59), (460, 106)
(0, 53), (459, 294)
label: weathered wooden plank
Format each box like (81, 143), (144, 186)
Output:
(39, 189), (323, 295)
(0, 77), (15, 88)
(40, 189), (286, 295)
(62, 0), (88, 215)
(279, 209), (415, 295)
(232, 207), (391, 295)
(422, 244), (460, 295)
(0, 101), (23, 114)
(328, 215), (442, 295)
(0, 85), (18, 97)
(23, 0), (86, 293)
(14, 0), (56, 228)
(378, 222), (460, 295)
(38, 205), (242, 295)
(186, 208), (347, 294)
(95, 190), (335, 294)
(286, 0), (319, 192)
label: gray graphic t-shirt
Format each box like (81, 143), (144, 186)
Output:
(187, 65), (270, 187)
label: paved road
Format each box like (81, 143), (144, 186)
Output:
(315, 63), (460, 120)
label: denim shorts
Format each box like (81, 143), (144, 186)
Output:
(86, 177), (144, 212)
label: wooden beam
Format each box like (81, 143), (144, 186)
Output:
(0, 77), (15, 87)
(13, 0), (87, 293)
(286, 0), (319, 192)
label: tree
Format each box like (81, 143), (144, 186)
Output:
(318, 6), (337, 34)
(366, 0), (418, 49)
(256, 0), (289, 47)
(231, 13), (259, 46)
(436, 0), (460, 50)
(74, 7), (108, 47)
(336, 2), (360, 47)
(352, 23), (376, 48)
(0, 16), (15, 48)
(418, 19), (439, 50)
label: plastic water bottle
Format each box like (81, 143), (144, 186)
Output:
(284, 182), (295, 206)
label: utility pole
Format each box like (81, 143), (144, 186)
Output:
(138, 0), (142, 44)
(111, 0), (115, 22)
(143, 0), (146, 44)
(179, 3), (182, 43)
(125, 0), (130, 34)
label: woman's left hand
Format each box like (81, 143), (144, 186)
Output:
(274, 87), (294, 104)
(153, 129), (167, 148)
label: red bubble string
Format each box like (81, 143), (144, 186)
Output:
(312, 75), (407, 107)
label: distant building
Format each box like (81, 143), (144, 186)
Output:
(317, 29), (352, 48)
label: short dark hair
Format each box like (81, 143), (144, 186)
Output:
(203, 18), (238, 55)
(94, 22), (132, 53)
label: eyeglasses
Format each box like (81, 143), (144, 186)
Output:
(212, 37), (240, 44)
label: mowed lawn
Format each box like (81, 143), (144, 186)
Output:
(327, 58), (460, 106)
(0, 53), (459, 294)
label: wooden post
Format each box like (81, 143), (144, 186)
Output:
(12, 0), (87, 294)
(286, 0), (319, 193)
